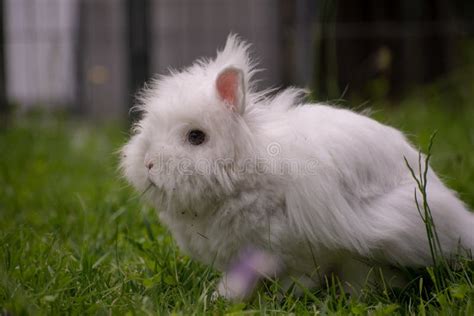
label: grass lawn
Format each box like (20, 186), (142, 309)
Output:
(1, 82), (474, 314)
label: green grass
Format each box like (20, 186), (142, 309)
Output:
(1, 84), (474, 314)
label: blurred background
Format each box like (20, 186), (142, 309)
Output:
(1, 0), (474, 120)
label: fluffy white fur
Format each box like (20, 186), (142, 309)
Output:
(121, 35), (474, 299)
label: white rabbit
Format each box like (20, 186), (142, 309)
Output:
(121, 34), (473, 300)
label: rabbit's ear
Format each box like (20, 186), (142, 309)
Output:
(216, 66), (246, 114)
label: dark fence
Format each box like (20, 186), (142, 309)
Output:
(2, 0), (472, 119)
(0, 0), (6, 120)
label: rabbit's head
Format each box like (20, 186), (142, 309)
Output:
(121, 35), (261, 213)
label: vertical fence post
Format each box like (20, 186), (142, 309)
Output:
(74, 0), (86, 116)
(0, 0), (7, 123)
(278, 0), (296, 87)
(126, 0), (150, 122)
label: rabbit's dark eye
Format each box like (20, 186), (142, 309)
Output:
(187, 129), (207, 145)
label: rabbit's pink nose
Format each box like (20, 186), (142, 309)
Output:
(146, 161), (154, 170)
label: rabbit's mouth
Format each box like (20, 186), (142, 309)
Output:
(138, 177), (159, 197)
(147, 177), (157, 188)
